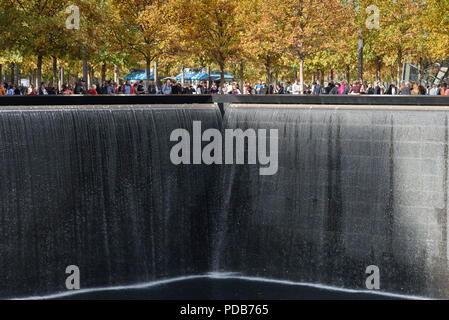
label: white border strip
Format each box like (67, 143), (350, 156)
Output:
(10, 273), (431, 300)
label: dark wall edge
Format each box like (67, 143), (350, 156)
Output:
(1, 94), (449, 106)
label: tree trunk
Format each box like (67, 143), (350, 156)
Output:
(418, 57), (422, 83)
(37, 55), (43, 86)
(358, 27), (364, 81)
(82, 47), (88, 82)
(88, 65), (94, 88)
(101, 63), (106, 83)
(153, 61), (158, 88)
(181, 65), (185, 86)
(265, 57), (271, 84)
(320, 70), (324, 83)
(114, 65), (119, 84)
(59, 67), (64, 91)
(219, 62), (225, 94)
(330, 69), (334, 81)
(293, 67), (297, 81)
(397, 48), (402, 85)
(145, 57), (151, 89)
(239, 61), (244, 93)
(33, 68), (38, 88)
(11, 63), (15, 84)
(376, 56), (381, 81)
(52, 56), (58, 87)
(299, 57), (304, 94)
(0, 64), (2, 83)
(15, 63), (19, 85)
(207, 66), (211, 90)
(346, 64), (350, 84)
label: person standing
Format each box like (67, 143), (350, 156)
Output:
(121, 80), (135, 94)
(286, 81), (293, 94)
(172, 82), (182, 94)
(429, 84), (438, 95)
(399, 82), (411, 95)
(61, 84), (73, 95)
(324, 82), (333, 94)
(88, 85), (98, 95)
(106, 81), (115, 94)
(210, 83), (218, 94)
(74, 79), (87, 94)
(196, 81), (206, 94)
(386, 84), (397, 95)
(148, 80), (159, 94)
(338, 81), (346, 94)
(259, 82), (268, 94)
(276, 83), (284, 94)
(38, 83), (48, 95)
(374, 81), (381, 94)
(410, 83), (420, 95)
(162, 80), (172, 95)
(313, 81), (322, 95)
(231, 84), (241, 95)
(136, 80), (146, 94)
(349, 81), (361, 94)
(254, 80), (263, 94)
(292, 80), (302, 94)
(441, 83), (448, 95)
(330, 83), (340, 95)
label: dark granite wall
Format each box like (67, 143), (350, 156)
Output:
(216, 106), (449, 298)
(0, 105), (221, 298)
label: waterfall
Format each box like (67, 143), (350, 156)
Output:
(1, 103), (449, 299)
(0, 105), (221, 298)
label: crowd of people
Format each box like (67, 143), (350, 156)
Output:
(1, 78), (449, 96)
(241, 80), (449, 95)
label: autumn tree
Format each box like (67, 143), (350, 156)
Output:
(183, 0), (243, 92)
(375, 0), (425, 84)
(110, 0), (178, 85)
(282, 0), (347, 92)
(0, 0), (77, 85)
(239, 0), (288, 85)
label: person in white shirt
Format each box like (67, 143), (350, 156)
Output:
(292, 80), (302, 95)
(429, 85), (438, 96)
(226, 83), (233, 94)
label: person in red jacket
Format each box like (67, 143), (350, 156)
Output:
(88, 84), (98, 95)
(28, 86), (38, 95)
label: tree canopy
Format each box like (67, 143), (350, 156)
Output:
(0, 0), (446, 86)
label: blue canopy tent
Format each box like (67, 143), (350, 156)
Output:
(175, 72), (235, 82)
(210, 74), (234, 81)
(123, 72), (154, 80)
(175, 72), (210, 81)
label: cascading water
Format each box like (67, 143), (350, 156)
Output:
(0, 105), (221, 299)
(216, 105), (449, 299)
(1, 103), (448, 299)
